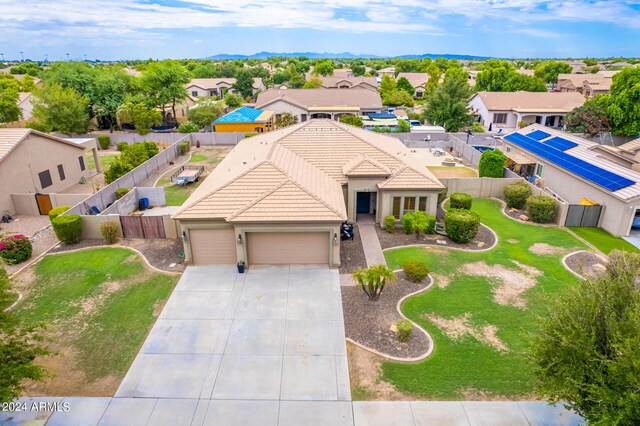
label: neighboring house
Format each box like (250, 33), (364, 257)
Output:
(469, 91), (585, 130)
(317, 76), (378, 91)
(556, 72), (616, 97)
(502, 124), (640, 237)
(213, 106), (275, 133)
(173, 119), (443, 266)
(162, 95), (198, 125)
(396, 72), (431, 98)
(186, 78), (266, 98)
(583, 80), (612, 98)
(0, 129), (96, 215)
(255, 88), (383, 122)
(17, 92), (33, 121)
(306, 68), (353, 80)
(376, 67), (395, 78)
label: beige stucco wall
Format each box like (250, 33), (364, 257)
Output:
(378, 189), (439, 221)
(10, 193), (88, 215)
(0, 134), (90, 214)
(80, 215), (123, 239)
(257, 100), (309, 123)
(347, 177), (384, 221)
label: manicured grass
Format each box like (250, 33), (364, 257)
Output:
(568, 226), (639, 255)
(382, 198), (585, 399)
(14, 248), (178, 383)
(163, 181), (202, 206)
(86, 153), (119, 171)
(189, 154), (207, 163)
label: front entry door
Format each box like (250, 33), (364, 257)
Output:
(356, 192), (370, 214)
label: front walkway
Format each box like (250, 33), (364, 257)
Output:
(357, 219), (386, 266)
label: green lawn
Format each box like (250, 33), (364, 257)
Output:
(568, 226), (639, 255)
(163, 182), (201, 206)
(86, 153), (119, 171)
(14, 248), (178, 385)
(189, 154), (208, 163)
(381, 198), (586, 399)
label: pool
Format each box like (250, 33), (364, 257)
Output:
(472, 145), (495, 153)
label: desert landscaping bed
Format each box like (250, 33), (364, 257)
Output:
(565, 251), (608, 279)
(375, 224), (495, 251)
(339, 224), (367, 274)
(341, 272), (431, 359)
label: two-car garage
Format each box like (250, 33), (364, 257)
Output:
(188, 228), (332, 266)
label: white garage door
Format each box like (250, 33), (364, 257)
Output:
(247, 232), (329, 265)
(189, 228), (237, 265)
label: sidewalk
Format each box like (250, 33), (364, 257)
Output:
(357, 217), (386, 267)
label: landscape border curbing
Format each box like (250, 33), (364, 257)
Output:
(380, 223), (498, 254)
(491, 197), (559, 228)
(346, 273), (435, 362)
(152, 149), (194, 188)
(562, 250), (608, 281)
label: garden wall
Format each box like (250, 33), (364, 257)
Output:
(10, 193), (88, 216)
(101, 188), (166, 216)
(79, 214), (123, 240)
(70, 132), (247, 147)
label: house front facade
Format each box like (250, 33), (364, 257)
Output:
(255, 88), (383, 123)
(173, 120), (443, 267)
(469, 91), (586, 131)
(186, 78), (266, 98)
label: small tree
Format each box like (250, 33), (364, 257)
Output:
(31, 83), (90, 135)
(352, 264), (397, 301)
(340, 115), (363, 128)
(224, 92), (243, 109)
(532, 251), (640, 425)
(303, 76), (323, 89)
(409, 211), (430, 241)
(178, 121), (200, 133)
(232, 70), (255, 98)
(503, 181), (530, 209)
(116, 101), (162, 136)
(565, 102), (611, 136)
(188, 102), (224, 128)
(396, 77), (415, 96)
(395, 119), (411, 133)
(478, 149), (507, 178)
(383, 90), (414, 107)
(275, 112), (298, 129)
(314, 60), (334, 76)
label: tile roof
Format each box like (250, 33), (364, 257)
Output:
(319, 76), (378, 89)
(618, 138), (640, 154)
(175, 119), (442, 222)
(255, 88), (382, 110)
(187, 78), (264, 90)
(0, 128), (84, 164)
(473, 91), (585, 113)
(396, 72), (430, 88)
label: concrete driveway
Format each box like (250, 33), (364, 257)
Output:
(112, 265), (350, 424)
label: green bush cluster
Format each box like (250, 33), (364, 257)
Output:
(100, 222), (120, 245)
(179, 140), (191, 155)
(384, 215), (396, 234)
(48, 205), (70, 221)
(450, 192), (472, 210)
(0, 234), (33, 265)
(97, 135), (110, 150)
(114, 188), (131, 200)
(478, 149), (507, 178)
(403, 260), (429, 283)
(51, 214), (83, 245)
(503, 181), (531, 209)
(104, 142), (159, 184)
(178, 121), (200, 133)
(395, 319), (413, 343)
(444, 209), (480, 243)
(401, 214), (413, 235)
(526, 195), (557, 223)
(117, 142), (129, 152)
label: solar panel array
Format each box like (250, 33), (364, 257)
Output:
(542, 136), (579, 151)
(505, 132), (636, 192)
(527, 130), (551, 140)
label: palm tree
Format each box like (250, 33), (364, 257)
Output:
(352, 264), (397, 301)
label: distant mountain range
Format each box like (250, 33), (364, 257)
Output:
(205, 52), (493, 60)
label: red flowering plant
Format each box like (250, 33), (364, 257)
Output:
(0, 234), (33, 265)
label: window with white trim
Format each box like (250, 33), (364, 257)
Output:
(391, 196), (428, 219)
(493, 113), (508, 124)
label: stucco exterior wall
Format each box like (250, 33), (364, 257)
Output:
(259, 101), (309, 123)
(347, 177), (384, 222)
(378, 189), (439, 221)
(0, 134), (90, 214)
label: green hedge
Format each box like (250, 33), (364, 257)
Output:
(444, 208), (480, 243)
(450, 192), (472, 210)
(115, 187), (131, 200)
(384, 215), (396, 234)
(48, 205), (70, 221)
(403, 260), (429, 283)
(526, 195), (557, 223)
(401, 214), (412, 235)
(478, 149), (507, 178)
(503, 181), (530, 209)
(117, 142), (129, 152)
(97, 135), (110, 150)
(51, 214), (83, 245)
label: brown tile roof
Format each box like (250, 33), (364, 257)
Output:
(319, 76), (378, 90)
(175, 120), (442, 222)
(255, 88), (382, 110)
(0, 128), (84, 164)
(473, 91), (585, 113)
(378, 166), (443, 190)
(187, 78), (264, 90)
(618, 138), (640, 153)
(396, 72), (430, 88)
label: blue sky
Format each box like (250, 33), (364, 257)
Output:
(0, 0), (639, 60)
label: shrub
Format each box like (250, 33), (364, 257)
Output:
(384, 215), (396, 234)
(470, 122), (485, 133)
(437, 184), (448, 205)
(100, 222), (120, 244)
(395, 319), (413, 342)
(117, 142), (129, 152)
(178, 121), (200, 133)
(97, 135), (110, 150)
(143, 141), (159, 158)
(503, 181), (530, 209)
(403, 260), (429, 283)
(114, 187), (131, 200)
(527, 195), (557, 223)
(352, 264), (398, 301)
(179, 140), (191, 155)
(48, 205), (70, 221)
(478, 149), (507, 178)
(450, 192), (472, 210)
(401, 213), (413, 235)
(51, 214), (83, 244)
(0, 234), (32, 265)
(425, 215), (436, 234)
(444, 209), (480, 243)
(104, 158), (133, 184)
(121, 142), (151, 167)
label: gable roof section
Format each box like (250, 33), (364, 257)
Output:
(342, 153), (391, 176)
(319, 76), (378, 89)
(255, 88), (382, 110)
(472, 91), (585, 113)
(378, 166), (443, 190)
(618, 138), (640, 154)
(396, 72), (430, 88)
(0, 128), (85, 165)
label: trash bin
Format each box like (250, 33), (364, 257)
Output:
(138, 198), (149, 211)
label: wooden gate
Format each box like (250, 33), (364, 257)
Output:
(565, 205), (603, 227)
(35, 194), (52, 215)
(120, 216), (166, 239)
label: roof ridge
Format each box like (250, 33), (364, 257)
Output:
(226, 178), (290, 221)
